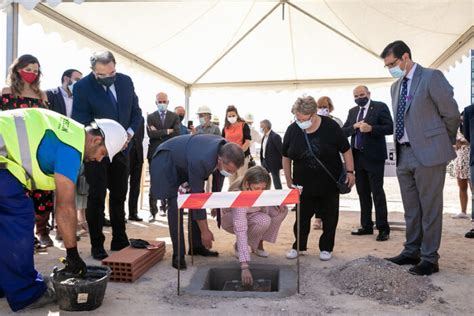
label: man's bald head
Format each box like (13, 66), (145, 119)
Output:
(353, 85), (370, 100)
(156, 92), (169, 104)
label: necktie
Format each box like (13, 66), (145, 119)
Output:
(396, 78), (409, 141)
(355, 107), (365, 149)
(160, 111), (166, 123)
(106, 86), (118, 114)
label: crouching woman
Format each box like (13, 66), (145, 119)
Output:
(221, 166), (288, 285)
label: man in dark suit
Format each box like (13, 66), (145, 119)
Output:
(150, 134), (245, 269)
(72, 51), (142, 260)
(259, 119), (283, 189)
(342, 85), (393, 242)
(128, 116), (145, 222)
(146, 92), (180, 222)
(381, 41), (459, 275)
(47, 69), (83, 117)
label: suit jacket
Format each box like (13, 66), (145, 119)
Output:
(390, 64), (459, 167)
(47, 87), (68, 116)
(260, 130), (282, 171)
(462, 104), (474, 165)
(146, 110), (180, 160)
(72, 72), (142, 134)
(150, 134), (227, 219)
(130, 116), (145, 164)
(342, 100), (393, 163)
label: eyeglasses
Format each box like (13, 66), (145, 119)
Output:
(384, 58), (399, 69)
(294, 114), (312, 123)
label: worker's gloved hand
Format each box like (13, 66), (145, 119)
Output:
(57, 247), (87, 277)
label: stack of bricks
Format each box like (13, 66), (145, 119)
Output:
(102, 241), (166, 282)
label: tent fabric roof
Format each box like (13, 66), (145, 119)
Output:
(5, 0), (474, 88)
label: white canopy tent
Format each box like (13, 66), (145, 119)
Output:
(2, 0), (473, 118)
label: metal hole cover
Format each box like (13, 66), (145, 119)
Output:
(185, 263), (297, 298)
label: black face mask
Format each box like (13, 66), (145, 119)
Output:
(178, 115), (185, 122)
(355, 97), (369, 107)
(96, 75), (116, 87)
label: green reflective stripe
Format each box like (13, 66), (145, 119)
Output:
(13, 115), (34, 182)
(0, 134), (6, 157)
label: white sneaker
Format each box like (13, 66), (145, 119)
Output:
(158, 209), (166, 217)
(286, 249), (298, 259)
(254, 249), (269, 258)
(320, 251), (332, 261)
(452, 213), (469, 219)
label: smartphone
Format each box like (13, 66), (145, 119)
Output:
(187, 120), (193, 129)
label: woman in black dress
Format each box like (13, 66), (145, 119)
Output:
(283, 96), (355, 261)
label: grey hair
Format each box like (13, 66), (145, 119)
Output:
(90, 51), (116, 68)
(291, 96), (317, 115)
(218, 143), (245, 168)
(260, 119), (272, 130)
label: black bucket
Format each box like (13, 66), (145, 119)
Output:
(50, 265), (111, 311)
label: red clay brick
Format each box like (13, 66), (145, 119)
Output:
(102, 241), (166, 283)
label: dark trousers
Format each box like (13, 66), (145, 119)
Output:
(148, 158), (166, 216)
(84, 153), (129, 250)
(128, 151), (143, 218)
(262, 159), (282, 189)
(0, 170), (46, 311)
(354, 151), (390, 232)
(292, 192), (339, 252)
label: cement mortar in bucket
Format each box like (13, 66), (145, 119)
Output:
(51, 265), (111, 311)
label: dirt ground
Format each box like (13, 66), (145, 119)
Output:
(2, 176), (473, 315)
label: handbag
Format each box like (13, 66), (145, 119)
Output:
(303, 131), (351, 194)
(248, 156), (256, 168)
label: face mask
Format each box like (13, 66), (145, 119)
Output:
(199, 117), (207, 126)
(68, 80), (77, 95)
(156, 102), (168, 112)
(19, 70), (38, 84)
(388, 60), (406, 78)
(260, 128), (265, 133)
(317, 108), (329, 116)
(220, 168), (232, 177)
(296, 118), (312, 130)
(354, 97), (369, 107)
(178, 115), (185, 122)
(227, 116), (237, 124)
(96, 74), (116, 87)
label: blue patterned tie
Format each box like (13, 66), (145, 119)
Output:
(396, 78), (409, 141)
(106, 86), (118, 114)
(355, 107), (365, 149)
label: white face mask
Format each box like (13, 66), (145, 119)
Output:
(227, 116), (237, 124)
(296, 120), (312, 130)
(220, 168), (232, 177)
(68, 81), (77, 95)
(199, 117), (207, 126)
(260, 127), (265, 133)
(317, 108), (329, 116)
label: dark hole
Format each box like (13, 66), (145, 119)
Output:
(202, 268), (279, 292)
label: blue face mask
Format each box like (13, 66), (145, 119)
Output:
(199, 117), (207, 126)
(296, 119), (312, 130)
(389, 65), (406, 78)
(220, 168), (232, 177)
(156, 101), (168, 112)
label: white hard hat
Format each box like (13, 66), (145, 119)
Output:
(94, 118), (128, 159)
(196, 105), (212, 114)
(244, 113), (254, 123)
(211, 114), (220, 123)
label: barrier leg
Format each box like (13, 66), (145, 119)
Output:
(189, 209), (194, 265)
(296, 202), (300, 294)
(177, 208), (181, 296)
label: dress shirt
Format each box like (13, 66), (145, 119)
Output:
(398, 63), (417, 144)
(59, 87), (73, 118)
(262, 129), (271, 159)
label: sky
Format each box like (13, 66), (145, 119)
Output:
(0, 11), (471, 134)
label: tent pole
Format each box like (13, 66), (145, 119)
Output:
(185, 86), (191, 121)
(5, 3), (19, 79)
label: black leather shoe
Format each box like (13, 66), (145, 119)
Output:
(91, 247), (108, 260)
(128, 215), (143, 222)
(465, 229), (474, 238)
(103, 218), (112, 227)
(385, 254), (421, 265)
(351, 228), (374, 235)
(111, 240), (130, 251)
(148, 214), (156, 223)
(172, 257), (187, 270)
(189, 247), (219, 257)
(376, 231), (390, 241)
(409, 261), (439, 276)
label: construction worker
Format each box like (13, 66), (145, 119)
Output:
(0, 108), (128, 311)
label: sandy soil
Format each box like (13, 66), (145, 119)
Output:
(2, 176), (473, 315)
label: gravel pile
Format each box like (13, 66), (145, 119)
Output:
(328, 256), (440, 306)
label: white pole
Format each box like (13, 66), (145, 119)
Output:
(5, 3), (19, 79)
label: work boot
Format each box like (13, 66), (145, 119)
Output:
(38, 234), (54, 248)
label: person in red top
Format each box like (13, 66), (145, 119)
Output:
(222, 105), (252, 184)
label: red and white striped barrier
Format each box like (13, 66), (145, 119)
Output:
(177, 189), (300, 209)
